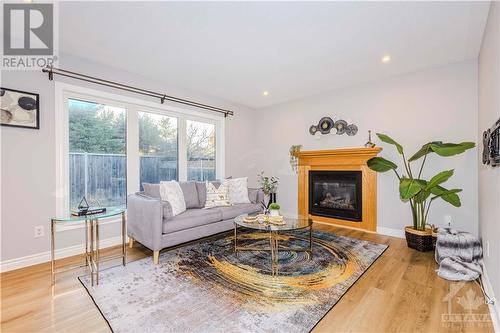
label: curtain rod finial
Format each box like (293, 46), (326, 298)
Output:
(42, 65), (54, 80)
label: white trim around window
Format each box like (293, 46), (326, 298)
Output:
(54, 82), (226, 224)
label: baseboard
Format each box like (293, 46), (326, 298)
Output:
(0, 225), (404, 273)
(0, 236), (127, 273)
(376, 226), (405, 239)
(482, 264), (500, 332)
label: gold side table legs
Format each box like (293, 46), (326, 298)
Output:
(95, 218), (100, 285)
(51, 212), (127, 286)
(234, 224), (313, 277)
(121, 212), (126, 266)
(269, 231), (279, 277)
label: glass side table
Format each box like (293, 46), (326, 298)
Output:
(51, 207), (126, 286)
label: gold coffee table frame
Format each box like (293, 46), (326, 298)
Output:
(233, 214), (313, 276)
(50, 207), (127, 286)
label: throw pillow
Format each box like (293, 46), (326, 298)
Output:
(248, 188), (259, 204)
(196, 180), (221, 208)
(143, 183), (161, 199)
(179, 181), (200, 209)
(204, 181), (230, 208)
(159, 181), (187, 216)
(225, 177), (251, 204)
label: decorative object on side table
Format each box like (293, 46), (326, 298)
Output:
(289, 145), (302, 173)
(72, 196), (107, 216)
(482, 118), (500, 167)
(366, 133), (475, 252)
(268, 203), (280, 217)
(0, 87), (40, 129)
(309, 116), (357, 138)
(364, 130), (376, 148)
(258, 171), (279, 209)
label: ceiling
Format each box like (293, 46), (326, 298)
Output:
(59, 1), (490, 109)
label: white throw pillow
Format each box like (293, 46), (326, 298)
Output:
(225, 177), (251, 205)
(204, 182), (231, 208)
(159, 181), (186, 216)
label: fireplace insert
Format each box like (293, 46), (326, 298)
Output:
(309, 170), (362, 222)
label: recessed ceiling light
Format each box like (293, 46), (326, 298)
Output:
(381, 55), (391, 64)
(262, 90), (269, 96)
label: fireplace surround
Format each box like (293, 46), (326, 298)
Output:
(296, 147), (381, 231)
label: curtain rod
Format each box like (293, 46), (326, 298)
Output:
(41, 66), (234, 117)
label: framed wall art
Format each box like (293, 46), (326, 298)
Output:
(0, 87), (40, 129)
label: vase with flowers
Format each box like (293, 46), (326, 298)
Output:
(258, 171), (279, 209)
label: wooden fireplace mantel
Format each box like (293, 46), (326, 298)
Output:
(297, 147), (382, 232)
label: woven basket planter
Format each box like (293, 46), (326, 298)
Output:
(404, 226), (434, 252)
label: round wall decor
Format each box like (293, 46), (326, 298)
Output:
(309, 117), (358, 138)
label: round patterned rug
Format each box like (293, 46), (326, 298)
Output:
(80, 230), (388, 333)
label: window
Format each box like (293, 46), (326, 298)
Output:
(68, 99), (127, 208)
(187, 120), (216, 181)
(59, 85), (224, 215)
(139, 112), (178, 188)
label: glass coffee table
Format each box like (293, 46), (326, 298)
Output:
(233, 214), (313, 276)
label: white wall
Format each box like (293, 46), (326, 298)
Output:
(0, 53), (258, 266)
(0, 70), (57, 264)
(478, 1), (500, 320)
(255, 60), (478, 235)
(0, 40), (484, 272)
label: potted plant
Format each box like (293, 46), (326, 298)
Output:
(258, 171), (279, 208)
(268, 203), (281, 217)
(367, 133), (474, 252)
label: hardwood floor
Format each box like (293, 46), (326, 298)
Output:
(1, 224), (494, 333)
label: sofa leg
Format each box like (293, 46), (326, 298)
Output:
(128, 237), (134, 248)
(153, 250), (160, 265)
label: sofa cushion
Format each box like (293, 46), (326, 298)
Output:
(162, 201), (174, 221)
(179, 181), (199, 209)
(143, 183), (160, 199)
(196, 180), (221, 208)
(217, 203), (262, 221)
(162, 208), (222, 234)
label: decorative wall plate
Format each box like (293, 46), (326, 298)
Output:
(318, 117), (334, 134)
(334, 120), (348, 135)
(309, 125), (318, 135)
(309, 117), (358, 138)
(346, 124), (358, 136)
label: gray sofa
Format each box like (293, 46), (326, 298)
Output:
(127, 180), (263, 264)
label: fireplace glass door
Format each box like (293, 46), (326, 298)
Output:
(309, 170), (362, 222)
